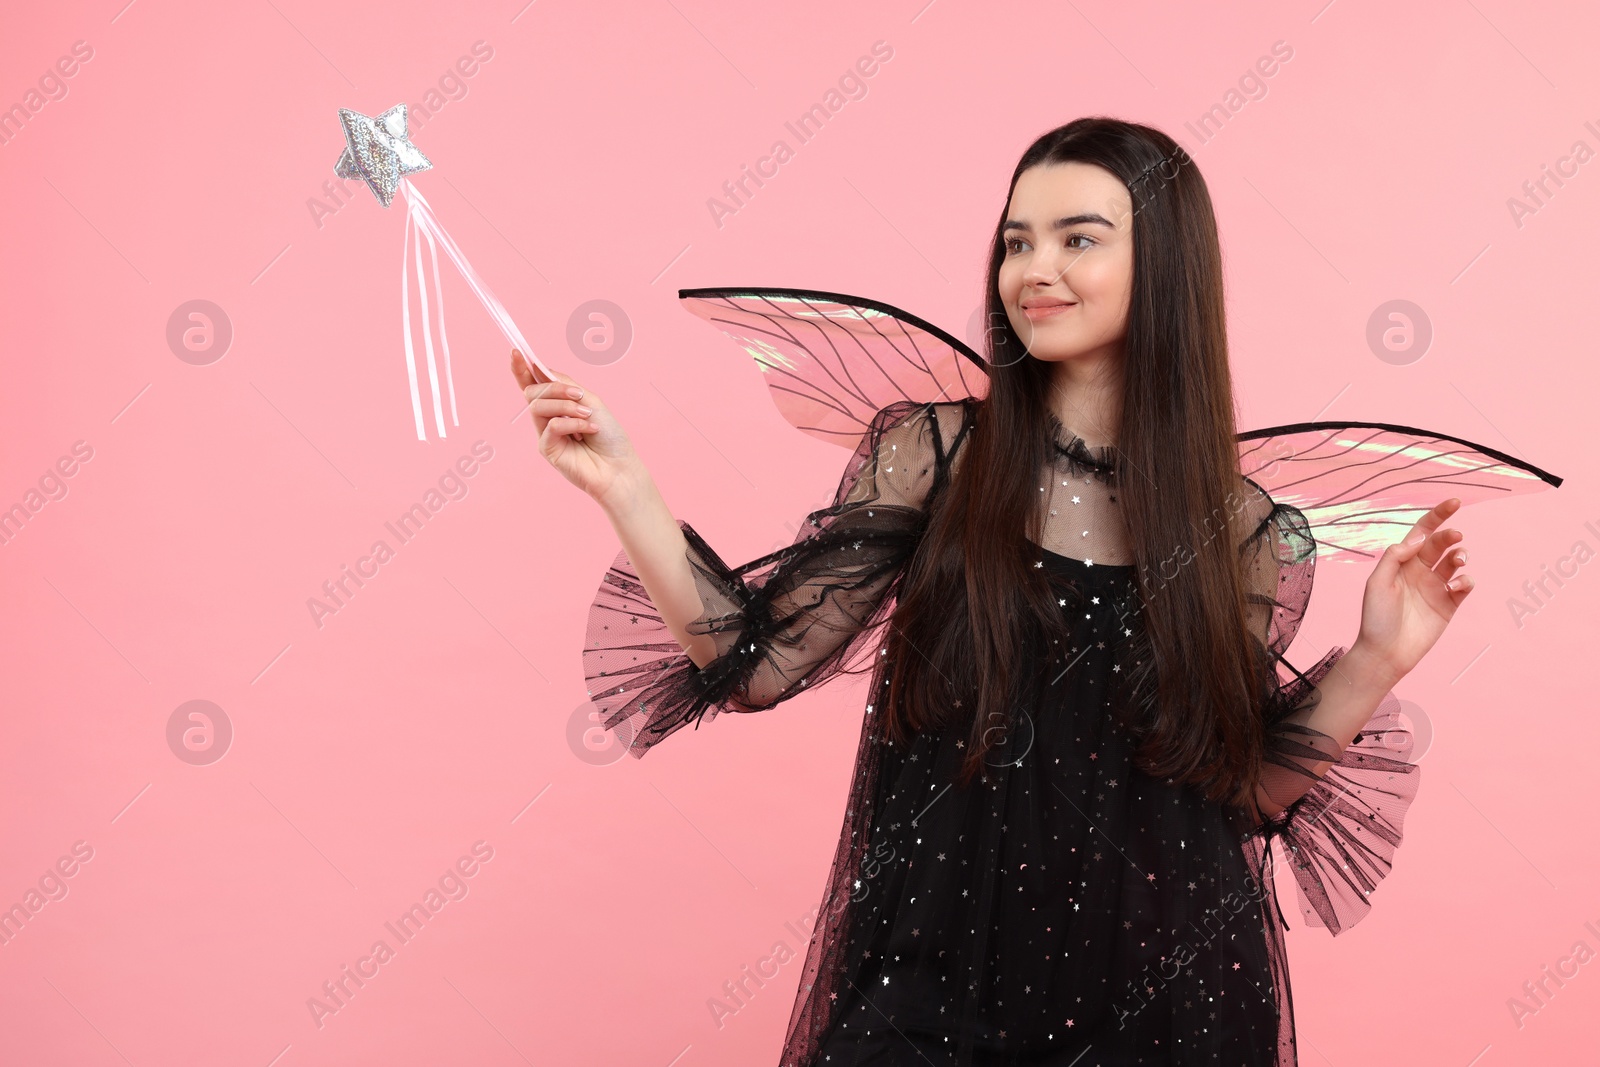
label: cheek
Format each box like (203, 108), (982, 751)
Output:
(1080, 293), (1128, 339)
(1094, 252), (1134, 294)
(996, 264), (1020, 301)
(1073, 261), (1129, 308)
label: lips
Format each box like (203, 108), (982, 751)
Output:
(1021, 299), (1075, 309)
(1021, 300), (1077, 320)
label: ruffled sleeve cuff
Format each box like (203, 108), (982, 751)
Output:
(580, 400), (951, 759)
(1246, 646), (1422, 935)
(583, 506), (926, 758)
(583, 520), (780, 758)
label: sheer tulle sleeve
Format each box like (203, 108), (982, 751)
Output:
(583, 399), (961, 758)
(1237, 484), (1422, 935)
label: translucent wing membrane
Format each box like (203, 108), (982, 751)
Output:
(677, 286), (990, 448)
(1238, 421), (1563, 565)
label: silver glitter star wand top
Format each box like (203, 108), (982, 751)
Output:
(334, 103), (556, 441)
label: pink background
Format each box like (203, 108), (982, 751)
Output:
(2, 0), (1595, 1063)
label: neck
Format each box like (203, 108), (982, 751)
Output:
(1047, 360), (1122, 449)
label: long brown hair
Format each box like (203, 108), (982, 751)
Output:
(877, 117), (1270, 807)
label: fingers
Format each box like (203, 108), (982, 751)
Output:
(1445, 556), (1474, 603)
(1387, 498), (1461, 567)
(1371, 498), (1475, 614)
(1416, 526), (1464, 570)
(543, 415), (598, 438)
(1435, 543), (1472, 602)
(524, 394), (595, 423)
(510, 348), (534, 387)
(522, 379), (588, 406)
(1407, 496), (1459, 544)
(510, 348), (564, 388)
(510, 348), (600, 446)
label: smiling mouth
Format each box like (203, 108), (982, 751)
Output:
(1022, 302), (1077, 318)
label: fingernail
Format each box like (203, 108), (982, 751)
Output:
(577, 405), (593, 416)
(567, 386), (584, 399)
(1404, 532), (1425, 546)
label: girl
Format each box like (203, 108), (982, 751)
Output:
(515, 118), (1461, 1065)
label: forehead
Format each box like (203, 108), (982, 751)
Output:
(1006, 162), (1131, 228)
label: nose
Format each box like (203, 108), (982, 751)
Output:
(1022, 245), (1074, 288)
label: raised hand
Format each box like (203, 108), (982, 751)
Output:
(1355, 497), (1473, 683)
(510, 348), (640, 505)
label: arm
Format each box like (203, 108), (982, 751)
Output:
(510, 348), (725, 669)
(1249, 642), (1401, 820)
(1244, 493), (1469, 821)
(1233, 486), (1461, 934)
(507, 351), (962, 754)
(583, 399), (963, 755)
(595, 468), (719, 669)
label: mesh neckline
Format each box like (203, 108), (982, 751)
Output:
(1046, 411), (1118, 482)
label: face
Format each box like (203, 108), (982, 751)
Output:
(997, 161), (1134, 366)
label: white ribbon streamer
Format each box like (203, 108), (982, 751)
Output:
(411, 200), (448, 437)
(418, 219), (458, 430)
(397, 178), (555, 441)
(399, 206), (428, 440)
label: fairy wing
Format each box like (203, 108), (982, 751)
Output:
(1238, 421), (1564, 565)
(679, 287), (1566, 535)
(677, 286), (990, 449)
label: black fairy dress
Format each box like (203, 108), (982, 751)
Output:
(584, 398), (1421, 1066)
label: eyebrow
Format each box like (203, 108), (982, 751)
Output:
(1001, 213), (1116, 234)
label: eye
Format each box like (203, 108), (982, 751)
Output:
(1005, 233), (1096, 254)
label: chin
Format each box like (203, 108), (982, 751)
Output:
(1012, 334), (1080, 359)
